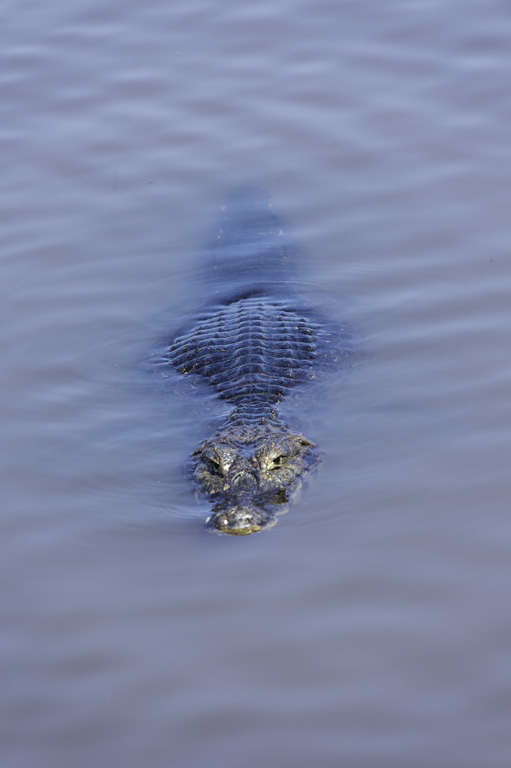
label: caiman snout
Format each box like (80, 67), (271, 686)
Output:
(207, 504), (276, 535)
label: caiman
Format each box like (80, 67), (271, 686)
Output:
(156, 189), (352, 535)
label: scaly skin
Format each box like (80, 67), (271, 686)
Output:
(168, 294), (328, 534)
(160, 191), (349, 535)
(190, 421), (322, 535)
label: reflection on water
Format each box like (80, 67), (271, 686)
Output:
(1, 0), (511, 766)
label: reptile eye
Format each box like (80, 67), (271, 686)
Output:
(269, 454), (288, 470)
(205, 457), (223, 475)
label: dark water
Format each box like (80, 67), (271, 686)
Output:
(2, 1), (511, 766)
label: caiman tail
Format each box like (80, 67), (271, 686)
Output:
(203, 187), (299, 299)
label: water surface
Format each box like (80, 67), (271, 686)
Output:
(1, 1), (511, 766)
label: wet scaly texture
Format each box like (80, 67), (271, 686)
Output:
(167, 294), (330, 534)
(193, 423), (322, 535)
(161, 191), (348, 534)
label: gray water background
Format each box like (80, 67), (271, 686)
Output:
(2, 1), (511, 766)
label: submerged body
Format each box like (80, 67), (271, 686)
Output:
(161, 190), (350, 534)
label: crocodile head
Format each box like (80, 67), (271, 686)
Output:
(191, 429), (322, 535)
